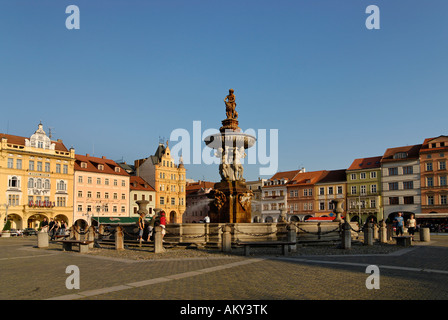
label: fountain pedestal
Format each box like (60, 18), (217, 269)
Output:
(205, 89), (256, 224)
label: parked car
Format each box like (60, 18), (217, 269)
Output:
(23, 228), (38, 236)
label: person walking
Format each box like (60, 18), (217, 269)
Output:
(160, 211), (167, 242)
(394, 212), (405, 236)
(48, 218), (55, 239)
(146, 214), (155, 242)
(41, 218), (49, 233)
(407, 213), (417, 241)
(138, 212), (145, 242)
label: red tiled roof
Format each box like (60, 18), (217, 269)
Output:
(74, 154), (130, 176)
(0, 133), (69, 152)
(420, 136), (448, 152)
(287, 170), (328, 186)
(186, 181), (215, 195)
(381, 145), (422, 163)
(316, 169), (347, 184)
(348, 156), (382, 170)
(130, 176), (155, 191)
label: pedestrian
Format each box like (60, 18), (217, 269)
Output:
(146, 214), (155, 242)
(41, 218), (49, 233)
(138, 212), (145, 241)
(406, 213), (416, 241)
(204, 215), (210, 223)
(48, 218), (55, 239)
(60, 220), (67, 236)
(394, 212), (405, 237)
(54, 220), (60, 236)
(160, 211), (167, 242)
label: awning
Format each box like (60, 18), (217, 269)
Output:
(415, 214), (448, 219)
(92, 217), (140, 225)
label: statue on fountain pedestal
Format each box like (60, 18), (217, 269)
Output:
(224, 89), (238, 120)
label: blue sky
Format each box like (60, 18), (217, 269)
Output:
(1, 0), (447, 182)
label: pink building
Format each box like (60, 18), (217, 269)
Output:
(73, 154), (130, 227)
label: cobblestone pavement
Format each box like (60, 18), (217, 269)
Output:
(1, 234), (448, 306)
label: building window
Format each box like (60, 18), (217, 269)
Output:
(403, 181), (414, 190)
(171, 197), (176, 205)
(37, 161), (42, 172)
(28, 178), (34, 189)
(77, 205), (83, 212)
(113, 206), (117, 213)
(389, 182), (399, 191)
(7, 158), (14, 169)
(87, 191), (92, 198)
(389, 197), (399, 205)
(440, 161), (446, 171)
(360, 173), (366, 179)
(388, 168), (398, 176)
(440, 176), (447, 186)
(78, 191), (83, 197)
(441, 195), (447, 205)
(427, 195), (434, 205)
(114, 179), (118, 186)
(57, 180), (66, 191)
(403, 166), (413, 175)
(319, 202), (325, 211)
(351, 173), (356, 180)
(371, 184), (377, 193)
(88, 177), (92, 184)
(56, 164), (61, 173)
(8, 195), (19, 206)
(370, 171), (377, 179)
(121, 206), (126, 213)
(160, 197), (165, 205)
(16, 159), (22, 170)
(44, 179), (50, 189)
(122, 193), (126, 200)
(370, 199), (376, 208)
(78, 176), (83, 183)
(319, 187), (325, 195)
(29, 160), (34, 171)
(427, 177), (434, 187)
(96, 192), (101, 199)
(105, 192), (109, 199)
(87, 205), (92, 212)
(97, 178), (101, 185)
(45, 162), (50, 172)
(337, 186), (343, 194)
(8, 176), (19, 188)
(105, 179), (109, 185)
(426, 162), (433, 171)
(328, 187), (334, 195)
(360, 185), (366, 195)
(404, 196), (414, 204)
(122, 180), (126, 187)
(56, 197), (66, 207)
(114, 193), (118, 200)
(63, 165), (68, 174)
(351, 186), (357, 194)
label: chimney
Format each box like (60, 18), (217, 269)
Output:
(86, 154), (90, 157)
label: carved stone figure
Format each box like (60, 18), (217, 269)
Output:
(238, 190), (253, 211)
(209, 189), (227, 210)
(224, 89), (238, 120)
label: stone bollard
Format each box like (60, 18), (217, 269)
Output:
(420, 227), (431, 242)
(287, 224), (297, 253)
(37, 231), (49, 248)
(341, 222), (351, 249)
(379, 220), (388, 244)
(364, 223), (373, 246)
(373, 223), (379, 240)
(387, 223), (393, 241)
(221, 225), (232, 253)
(115, 226), (124, 250)
(69, 226), (75, 240)
(154, 226), (165, 253)
(88, 226), (95, 249)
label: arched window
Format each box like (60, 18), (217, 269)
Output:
(44, 179), (51, 189)
(36, 179), (42, 189)
(28, 178), (34, 189)
(57, 180), (66, 191)
(8, 176), (19, 188)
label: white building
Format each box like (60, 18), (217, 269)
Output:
(381, 144), (422, 221)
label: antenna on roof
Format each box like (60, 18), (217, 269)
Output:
(48, 127), (55, 139)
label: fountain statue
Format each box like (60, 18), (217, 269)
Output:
(204, 89), (256, 223)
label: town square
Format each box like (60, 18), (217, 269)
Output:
(1, 0), (447, 315)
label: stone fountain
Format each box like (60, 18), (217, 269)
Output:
(204, 89), (256, 223)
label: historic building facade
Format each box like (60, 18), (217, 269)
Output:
(0, 123), (75, 230)
(346, 156), (383, 223)
(286, 170), (327, 221)
(314, 169), (347, 218)
(134, 142), (186, 223)
(246, 178), (266, 222)
(183, 180), (215, 223)
(129, 176), (156, 217)
(73, 154), (130, 226)
(419, 136), (448, 218)
(381, 145), (422, 222)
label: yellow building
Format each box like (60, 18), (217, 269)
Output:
(134, 141), (186, 223)
(0, 123), (75, 230)
(314, 169), (347, 218)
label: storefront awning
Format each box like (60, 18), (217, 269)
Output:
(415, 214), (448, 219)
(92, 217), (140, 225)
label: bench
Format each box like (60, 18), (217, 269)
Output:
(392, 236), (412, 247)
(237, 241), (296, 256)
(54, 240), (94, 253)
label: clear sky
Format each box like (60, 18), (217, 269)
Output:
(1, 0), (447, 182)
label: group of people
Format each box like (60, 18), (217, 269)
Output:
(394, 212), (417, 240)
(40, 217), (68, 240)
(137, 210), (167, 242)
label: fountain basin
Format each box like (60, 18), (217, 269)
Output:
(204, 132), (256, 150)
